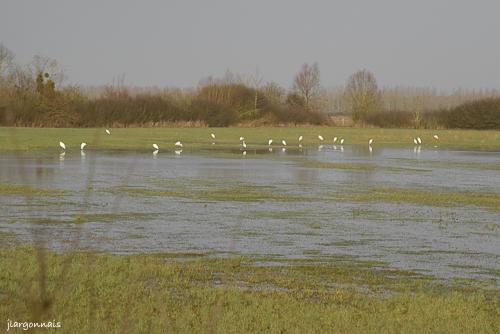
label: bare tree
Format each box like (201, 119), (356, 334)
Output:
(263, 81), (285, 105)
(293, 62), (320, 109)
(0, 44), (15, 80)
(249, 67), (263, 111)
(345, 69), (381, 122)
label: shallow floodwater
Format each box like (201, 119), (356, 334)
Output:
(1, 145), (499, 282)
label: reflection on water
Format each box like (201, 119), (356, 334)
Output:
(1, 145), (499, 282)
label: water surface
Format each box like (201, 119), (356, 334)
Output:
(1, 145), (499, 282)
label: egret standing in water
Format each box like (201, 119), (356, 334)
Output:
(413, 138), (418, 145)
(152, 143), (159, 151)
(368, 138), (374, 146)
(298, 135), (303, 142)
(417, 136), (422, 144)
(333, 137), (337, 144)
(175, 141), (183, 147)
(340, 138), (344, 145)
(80, 142), (86, 150)
(282, 139), (287, 146)
(318, 135), (324, 141)
(59, 141), (66, 150)
(268, 139), (273, 146)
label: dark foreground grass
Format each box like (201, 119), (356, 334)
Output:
(0, 244), (499, 333)
(1, 127), (499, 151)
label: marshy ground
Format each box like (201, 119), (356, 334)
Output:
(0, 127), (499, 332)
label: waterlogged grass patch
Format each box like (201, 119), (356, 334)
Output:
(423, 161), (500, 171)
(112, 183), (308, 202)
(197, 186), (304, 202)
(1, 247), (498, 333)
(74, 212), (158, 223)
(384, 166), (432, 173)
(247, 210), (309, 219)
(351, 208), (386, 219)
(330, 188), (500, 212)
(109, 186), (187, 198)
(31, 218), (73, 224)
(0, 183), (66, 197)
(0, 231), (17, 248)
(300, 160), (377, 171)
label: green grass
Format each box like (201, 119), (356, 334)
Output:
(0, 183), (66, 197)
(1, 127), (499, 151)
(0, 246), (499, 333)
(330, 188), (500, 212)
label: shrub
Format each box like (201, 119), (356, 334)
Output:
(437, 98), (500, 129)
(191, 98), (238, 127)
(365, 110), (412, 128)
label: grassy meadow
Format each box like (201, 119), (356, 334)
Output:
(1, 126), (499, 151)
(0, 241), (499, 333)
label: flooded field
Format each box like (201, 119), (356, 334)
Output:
(1, 145), (499, 283)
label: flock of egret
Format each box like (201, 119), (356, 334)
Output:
(57, 129), (441, 156)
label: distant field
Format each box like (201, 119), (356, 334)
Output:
(1, 127), (499, 151)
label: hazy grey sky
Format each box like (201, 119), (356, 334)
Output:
(2, 0), (500, 90)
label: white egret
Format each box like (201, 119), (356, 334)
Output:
(80, 142), (86, 150)
(318, 135), (324, 141)
(239, 136), (244, 141)
(153, 144), (159, 150)
(413, 138), (418, 145)
(175, 141), (183, 147)
(105, 129), (111, 135)
(433, 134), (439, 140)
(268, 139), (273, 146)
(333, 137), (337, 143)
(282, 139), (287, 146)
(298, 135), (303, 142)
(242, 141), (247, 148)
(368, 138), (374, 145)
(340, 138), (344, 145)
(417, 136), (422, 144)
(211, 133), (216, 139)
(59, 141), (66, 150)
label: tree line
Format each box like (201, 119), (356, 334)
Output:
(0, 44), (498, 129)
